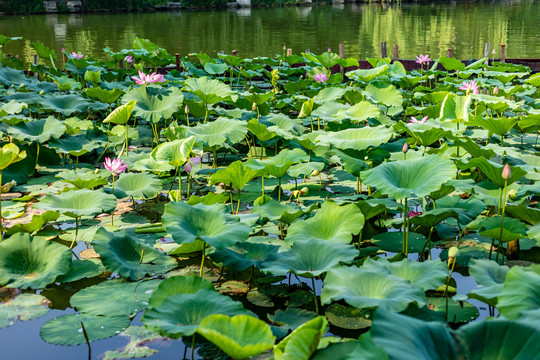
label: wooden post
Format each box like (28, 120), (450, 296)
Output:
(447, 48), (453, 58)
(500, 44), (506, 62)
(338, 43), (344, 58)
(393, 44), (399, 62)
(381, 42), (387, 58)
(483, 43), (490, 64)
(33, 54), (39, 78)
(119, 59), (124, 69)
(287, 48), (292, 56)
(175, 53), (181, 70)
(231, 50), (239, 56)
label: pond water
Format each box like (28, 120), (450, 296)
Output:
(0, 0), (539, 64)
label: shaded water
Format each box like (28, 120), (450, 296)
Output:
(0, 1), (539, 65)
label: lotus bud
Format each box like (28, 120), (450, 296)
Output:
(402, 143), (408, 153)
(252, 103), (257, 111)
(283, 44), (286, 50)
(508, 189), (518, 200)
(300, 187), (309, 196)
(310, 169), (320, 177)
(447, 246), (459, 267)
(184, 105), (189, 114)
(493, 86), (499, 95)
(502, 164), (511, 180)
(39, 90), (45, 95)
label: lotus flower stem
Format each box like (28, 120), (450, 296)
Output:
(0, 171), (3, 242)
(261, 177), (265, 196)
(309, 115), (314, 131)
(245, 136), (253, 157)
(236, 192), (241, 214)
(311, 277), (319, 314)
(168, 167), (179, 196)
(496, 179), (509, 263)
(402, 198), (409, 256)
(178, 173), (183, 201)
(139, 249), (144, 264)
(278, 177), (282, 202)
(212, 148), (218, 169)
(111, 176), (116, 227)
(229, 187), (234, 214)
(79, 320), (91, 355)
(191, 336), (196, 360)
(199, 244), (206, 277)
(70, 217), (80, 249)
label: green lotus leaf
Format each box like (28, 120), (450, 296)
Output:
(248, 148), (309, 179)
(0, 143), (26, 171)
(184, 76), (238, 104)
(204, 62), (228, 75)
(103, 99), (136, 125)
(434, 195), (486, 227)
(151, 135), (196, 167)
(407, 208), (460, 228)
(460, 157), (526, 187)
(395, 122), (454, 147)
(321, 266), (426, 312)
(266, 113), (305, 137)
(287, 161), (325, 178)
(426, 297), (479, 324)
(92, 228), (176, 280)
(8, 116), (65, 143)
(251, 197), (305, 224)
(263, 239), (357, 277)
(478, 216), (528, 242)
(468, 116), (519, 136)
(452, 138), (496, 159)
(248, 118), (277, 142)
(143, 289), (250, 338)
(102, 326), (161, 360)
(440, 93), (471, 123)
(345, 64), (389, 82)
(274, 316), (327, 360)
(40, 313), (130, 346)
(497, 266), (540, 319)
(362, 258), (447, 291)
(0, 233), (71, 289)
(210, 242), (280, 271)
(0, 65), (35, 87)
(370, 309), (456, 360)
(84, 87), (124, 104)
(114, 172), (162, 199)
(334, 101), (381, 122)
(148, 275), (215, 308)
(364, 83), (403, 107)
(34, 189), (117, 218)
(56, 168), (108, 189)
(243, 91), (273, 106)
(361, 155), (456, 200)
(48, 135), (100, 157)
(30, 41), (57, 61)
(210, 160), (260, 191)
(286, 200), (364, 245)
(311, 101), (349, 124)
(472, 94), (524, 111)
(39, 94), (92, 116)
(162, 201), (251, 248)
(456, 318), (540, 359)
(324, 303), (371, 330)
(70, 279), (160, 317)
(197, 314), (276, 359)
(122, 85), (184, 124)
(317, 126), (393, 151)
(313, 87), (346, 104)
(0, 293), (50, 329)
(56, 259), (106, 283)
(187, 117), (247, 147)
(298, 97), (314, 118)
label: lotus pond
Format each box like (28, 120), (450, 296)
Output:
(0, 37), (540, 360)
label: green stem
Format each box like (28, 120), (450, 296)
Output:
(178, 172), (182, 201)
(199, 244), (206, 277)
(111, 176), (116, 227)
(0, 171), (3, 242)
(70, 217), (80, 249)
(236, 191), (241, 214)
(278, 177), (282, 202)
(403, 198), (409, 255)
(168, 167), (179, 195)
(35, 143), (40, 169)
(261, 177), (265, 196)
(496, 180), (509, 263)
(311, 277), (319, 315)
(139, 249), (144, 264)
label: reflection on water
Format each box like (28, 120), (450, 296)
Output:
(0, 1), (538, 64)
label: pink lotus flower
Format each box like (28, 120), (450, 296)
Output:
(402, 143), (408, 153)
(314, 73), (329, 83)
(409, 116), (428, 124)
(502, 164), (511, 180)
(184, 156), (201, 173)
(131, 70), (166, 85)
(124, 55), (133, 64)
(493, 86), (499, 95)
(408, 211), (422, 218)
(104, 157), (127, 176)
(459, 81), (479, 95)
(415, 54), (431, 65)
(71, 52), (84, 59)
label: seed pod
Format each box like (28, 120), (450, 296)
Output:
(447, 246), (459, 267)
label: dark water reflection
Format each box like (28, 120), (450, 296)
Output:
(0, 1), (538, 65)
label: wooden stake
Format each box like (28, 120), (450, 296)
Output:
(175, 53), (181, 70)
(231, 49), (239, 56)
(287, 48), (292, 56)
(119, 59), (124, 69)
(393, 44), (399, 62)
(338, 43), (344, 58)
(447, 48), (453, 58)
(500, 44), (506, 62)
(483, 43), (490, 64)
(381, 42), (387, 58)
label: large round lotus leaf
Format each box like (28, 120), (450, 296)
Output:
(253, 148), (310, 179)
(251, 197), (305, 224)
(197, 314), (276, 359)
(263, 239), (357, 277)
(148, 275), (215, 308)
(92, 228), (176, 280)
(209, 242), (280, 271)
(85, 87), (124, 104)
(34, 188), (117, 218)
(434, 195), (486, 227)
(162, 201), (251, 249)
(7, 116), (65, 143)
(394, 122), (454, 147)
(268, 308), (318, 338)
(370, 309), (457, 360)
(364, 83), (403, 107)
(0, 234), (72, 289)
(317, 126), (393, 151)
(321, 266), (425, 312)
(56, 168), (108, 189)
(150, 135), (196, 167)
(461, 157), (526, 187)
(274, 316), (327, 360)
(40, 313), (130, 346)
(70, 279), (160, 317)
(143, 289), (250, 338)
(478, 216), (528, 243)
(457, 318), (540, 360)
(48, 136), (100, 157)
(497, 266), (540, 319)
(0, 293), (50, 328)
(113, 172), (162, 200)
(361, 155), (456, 200)
(362, 258), (447, 291)
(286, 200), (364, 245)
(122, 85), (184, 124)
(184, 76), (238, 105)
(39, 94), (92, 116)
(371, 231), (427, 253)
(210, 160), (260, 191)
(333, 101), (381, 122)
(187, 117), (247, 147)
